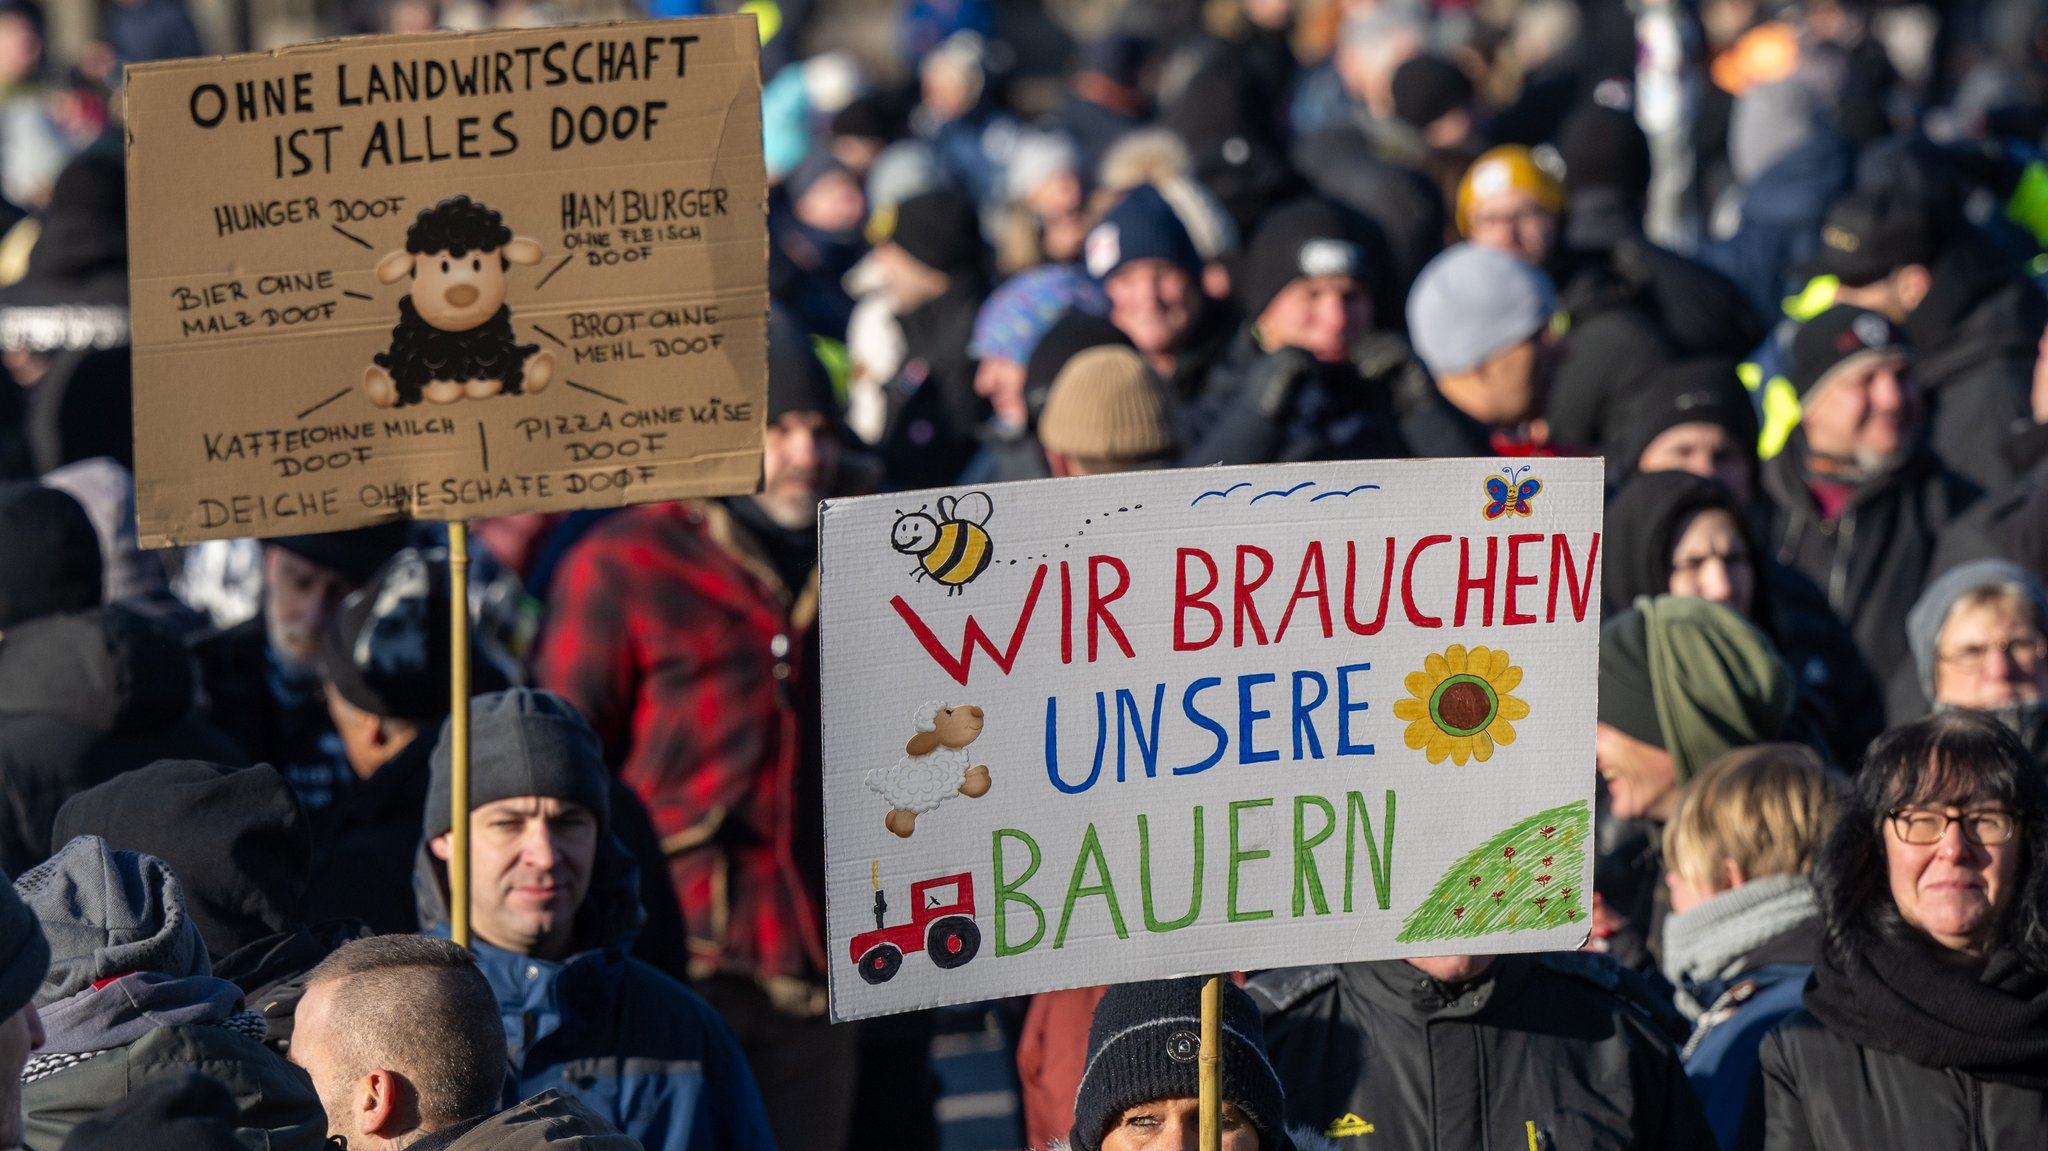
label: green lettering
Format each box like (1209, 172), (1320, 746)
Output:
(1139, 807), (1204, 932)
(1293, 794), (1337, 916)
(993, 828), (1045, 956)
(1228, 798), (1275, 922)
(1344, 789), (1398, 911)
(1054, 823), (1129, 948)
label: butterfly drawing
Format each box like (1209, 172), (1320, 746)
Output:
(1484, 465), (1541, 519)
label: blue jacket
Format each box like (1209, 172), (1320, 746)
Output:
(1680, 963), (1811, 1151)
(420, 839), (775, 1151)
(1699, 135), (1852, 318)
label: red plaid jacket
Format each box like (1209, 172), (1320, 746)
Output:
(534, 501), (829, 1000)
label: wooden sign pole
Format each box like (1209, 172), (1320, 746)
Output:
(1200, 974), (1222, 1151)
(448, 520), (473, 948)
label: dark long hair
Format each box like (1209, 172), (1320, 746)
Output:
(1815, 711), (2048, 972)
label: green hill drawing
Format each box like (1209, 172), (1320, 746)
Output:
(1396, 800), (1591, 944)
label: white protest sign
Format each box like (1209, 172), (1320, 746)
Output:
(819, 459), (1603, 1021)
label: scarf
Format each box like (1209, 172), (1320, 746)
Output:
(1661, 873), (1818, 989)
(1806, 933), (2048, 1089)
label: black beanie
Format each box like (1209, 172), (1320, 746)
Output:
(0, 865), (47, 1023)
(768, 304), (839, 424)
(1607, 358), (1759, 480)
(1599, 606), (1663, 748)
(889, 188), (983, 277)
(831, 93), (899, 140)
(1069, 977), (1293, 1151)
(425, 688), (611, 840)
(271, 521), (414, 587)
(1391, 56), (1474, 129)
(1560, 103), (1653, 203)
(1024, 311), (1132, 413)
(0, 482), (101, 628)
(1239, 197), (1370, 322)
(52, 761), (311, 959)
(58, 1071), (244, 1151)
(1788, 305), (1906, 399)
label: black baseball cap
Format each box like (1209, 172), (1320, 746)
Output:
(1814, 191), (1950, 287)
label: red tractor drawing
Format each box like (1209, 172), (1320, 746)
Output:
(850, 872), (980, 985)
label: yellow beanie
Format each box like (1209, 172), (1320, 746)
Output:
(1456, 146), (1565, 236)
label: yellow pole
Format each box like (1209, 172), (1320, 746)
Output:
(1199, 974), (1222, 1151)
(448, 521), (473, 948)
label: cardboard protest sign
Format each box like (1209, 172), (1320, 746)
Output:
(819, 459), (1604, 1021)
(124, 17), (766, 547)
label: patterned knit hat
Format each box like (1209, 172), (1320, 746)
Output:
(968, 265), (1107, 364)
(1069, 977), (1292, 1151)
(1037, 346), (1176, 464)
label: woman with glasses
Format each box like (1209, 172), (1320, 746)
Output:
(1904, 559), (2048, 761)
(1743, 712), (2048, 1149)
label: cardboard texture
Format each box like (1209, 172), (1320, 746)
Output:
(819, 459), (1606, 1021)
(125, 17), (767, 547)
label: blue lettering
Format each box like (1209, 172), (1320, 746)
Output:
(1175, 677), (1228, 775)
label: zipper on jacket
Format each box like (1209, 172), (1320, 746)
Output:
(1828, 509), (1856, 612)
(1967, 1073), (1984, 1150)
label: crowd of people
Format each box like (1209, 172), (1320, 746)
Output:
(1, 0), (2048, 1146)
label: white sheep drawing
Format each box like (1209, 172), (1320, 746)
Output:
(865, 700), (993, 838)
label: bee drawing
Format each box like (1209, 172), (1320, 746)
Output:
(892, 492), (996, 594)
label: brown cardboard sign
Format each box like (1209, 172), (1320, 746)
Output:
(125, 17), (766, 547)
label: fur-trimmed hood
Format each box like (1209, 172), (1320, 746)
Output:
(1044, 1127), (1342, 1151)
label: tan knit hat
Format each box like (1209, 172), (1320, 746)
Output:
(1038, 346), (1177, 463)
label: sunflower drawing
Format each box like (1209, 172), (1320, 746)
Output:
(1394, 644), (1529, 765)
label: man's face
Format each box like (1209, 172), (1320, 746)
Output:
(290, 980), (361, 1142)
(1467, 334), (1554, 427)
(0, 1004), (43, 1148)
(1637, 421), (1752, 504)
(1801, 353), (1917, 471)
(795, 170), (866, 235)
(1106, 260), (1199, 360)
(1467, 193), (1557, 266)
(431, 796), (599, 960)
(758, 411), (840, 531)
(265, 547), (357, 670)
(0, 14), (39, 89)
(1934, 601), (2048, 711)
(1596, 722), (1681, 822)
(1257, 274), (1371, 364)
(1101, 1098), (1261, 1151)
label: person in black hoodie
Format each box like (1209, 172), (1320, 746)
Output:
(1744, 712), (2048, 1149)
(47, 759), (356, 1049)
(1809, 188), (2045, 491)
(1760, 305), (1980, 690)
(0, 483), (243, 875)
(874, 187), (990, 489)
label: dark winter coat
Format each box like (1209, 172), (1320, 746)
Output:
(417, 829), (776, 1151)
(881, 279), (990, 490)
(1179, 330), (1411, 466)
(1252, 954), (1715, 1151)
(192, 619), (346, 817)
(0, 606), (244, 874)
(416, 1090), (642, 1151)
(300, 734), (431, 935)
(1699, 135), (1853, 318)
(1760, 432), (1979, 692)
(1905, 231), (2047, 492)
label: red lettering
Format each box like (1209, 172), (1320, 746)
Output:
(1401, 534), (1451, 628)
(1504, 533), (1541, 625)
(1455, 536), (1498, 627)
(1548, 533), (1601, 623)
(1235, 545), (1274, 647)
(1344, 539), (1394, 636)
(1275, 541), (1333, 642)
(1174, 548), (1222, 651)
(1060, 561), (1074, 665)
(1087, 555), (1136, 662)
(890, 563), (1050, 686)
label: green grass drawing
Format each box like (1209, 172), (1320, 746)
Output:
(1396, 800), (1591, 943)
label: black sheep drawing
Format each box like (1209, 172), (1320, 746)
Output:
(363, 195), (554, 409)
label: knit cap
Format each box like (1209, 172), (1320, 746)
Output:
(271, 521), (413, 586)
(768, 304), (839, 424)
(15, 834), (210, 1006)
(1559, 103), (1652, 202)
(1788, 305), (1906, 400)
(1069, 977), (1292, 1151)
(1455, 145), (1564, 236)
(1406, 243), (1557, 377)
(0, 481), (101, 628)
(1599, 596), (1795, 782)
(1906, 559), (2048, 703)
(969, 265), (1108, 364)
(1608, 358), (1759, 478)
(1390, 56), (1473, 128)
(0, 866), (47, 1023)
(1038, 346), (1177, 464)
(1085, 184), (1202, 281)
(425, 689), (611, 841)
(885, 187), (983, 277)
(1238, 196), (1370, 322)
(1006, 129), (1082, 203)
